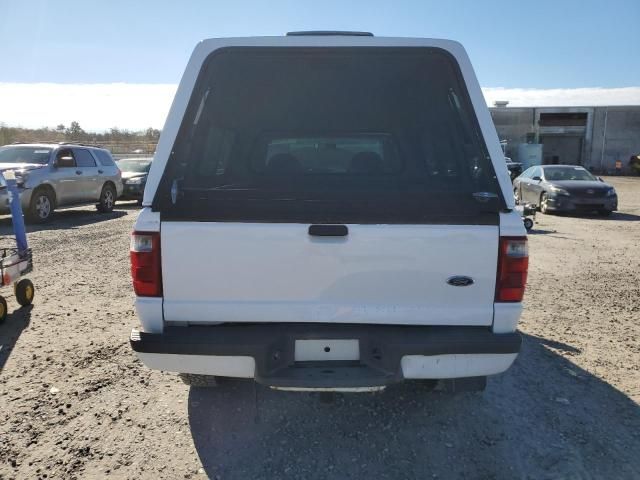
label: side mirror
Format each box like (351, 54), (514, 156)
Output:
(598, 176), (604, 182)
(532, 176), (542, 182)
(56, 156), (75, 168)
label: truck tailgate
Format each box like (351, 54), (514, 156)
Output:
(161, 222), (498, 326)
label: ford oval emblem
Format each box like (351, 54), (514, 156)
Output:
(586, 189), (594, 194)
(447, 276), (474, 287)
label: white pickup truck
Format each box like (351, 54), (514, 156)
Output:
(129, 32), (528, 392)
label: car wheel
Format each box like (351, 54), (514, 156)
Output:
(178, 373), (220, 387)
(523, 217), (534, 231)
(96, 184), (116, 213)
(0, 295), (7, 324)
(27, 188), (54, 223)
(599, 209), (613, 216)
(14, 278), (35, 307)
(540, 192), (550, 214)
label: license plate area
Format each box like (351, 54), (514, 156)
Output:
(573, 198), (604, 205)
(294, 339), (360, 362)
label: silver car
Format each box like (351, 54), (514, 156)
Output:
(0, 143), (123, 223)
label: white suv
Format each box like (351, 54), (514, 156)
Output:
(129, 32), (528, 392)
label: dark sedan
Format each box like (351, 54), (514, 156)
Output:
(513, 165), (618, 215)
(505, 157), (523, 180)
(116, 157), (152, 205)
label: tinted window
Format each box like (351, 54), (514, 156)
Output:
(519, 167), (532, 179)
(56, 148), (76, 167)
(93, 149), (116, 166)
(117, 159), (152, 173)
(531, 167), (542, 179)
(543, 166), (596, 181)
(156, 48), (503, 224)
(0, 146), (51, 165)
(74, 149), (97, 167)
(254, 135), (400, 175)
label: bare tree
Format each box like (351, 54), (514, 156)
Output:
(66, 121), (85, 140)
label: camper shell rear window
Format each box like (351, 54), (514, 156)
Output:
(154, 47), (504, 224)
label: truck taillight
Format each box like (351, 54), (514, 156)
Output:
(495, 237), (528, 302)
(130, 232), (162, 297)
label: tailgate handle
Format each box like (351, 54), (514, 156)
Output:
(308, 224), (349, 237)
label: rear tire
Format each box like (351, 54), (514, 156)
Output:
(15, 279), (35, 307)
(406, 379), (438, 391)
(0, 296), (7, 324)
(27, 188), (54, 223)
(438, 376), (487, 393)
(178, 373), (219, 387)
(96, 184), (116, 213)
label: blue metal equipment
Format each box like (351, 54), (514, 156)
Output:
(0, 171), (35, 323)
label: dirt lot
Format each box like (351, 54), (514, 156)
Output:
(1, 177), (639, 479)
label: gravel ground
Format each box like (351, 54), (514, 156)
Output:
(1, 177), (639, 480)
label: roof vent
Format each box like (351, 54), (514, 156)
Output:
(286, 31), (373, 37)
(494, 100), (509, 108)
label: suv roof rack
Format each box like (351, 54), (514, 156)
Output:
(58, 142), (103, 148)
(286, 31), (373, 37)
(10, 141), (79, 146)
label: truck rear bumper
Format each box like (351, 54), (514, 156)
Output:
(130, 324), (521, 388)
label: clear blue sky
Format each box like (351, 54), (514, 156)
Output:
(1, 0), (638, 88)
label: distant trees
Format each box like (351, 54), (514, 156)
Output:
(0, 122), (161, 154)
(66, 121), (85, 138)
(145, 127), (160, 140)
(0, 125), (62, 144)
(0, 123), (7, 146)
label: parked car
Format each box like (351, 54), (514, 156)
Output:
(0, 143), (123, 223)
(117, 157), (152, 205)
(513, 164), (618, 215)
(505, 157), (522, 181)
(129, 32), (527, 393)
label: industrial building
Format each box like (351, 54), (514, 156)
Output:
(490, 104), (640, 173)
